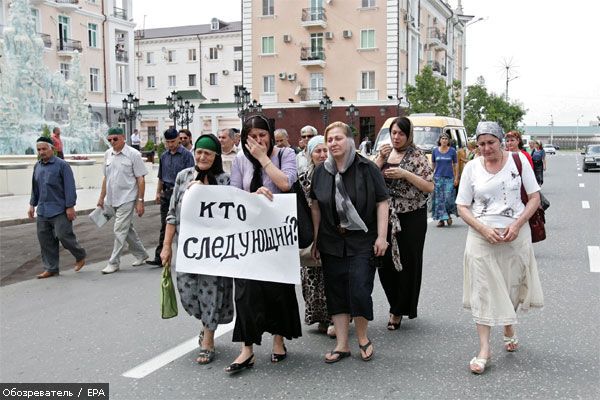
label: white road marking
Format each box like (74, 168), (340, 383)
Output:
(577, 167), (581, 171)
(579, 183), (585, 188)
(122, 321), (235, 379)
(582, 201), (590, 209)
(578, 173), (582, 177)
(588, 246), (600, 273)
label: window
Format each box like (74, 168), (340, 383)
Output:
(209, 73), (218, 85)
(361, 0), (376, 7)
(361, 71), (375, 89)
(263, 75), (275, 93)
(234, 46), (242, 52)
(188, 74), (197, 87)
(58, 15), (70, 41)
(262, 0), (274, 15)
(89, 68), (99, 92)
(209, 47), (218, 60)
(147, 126), (157, 144)
(188, 48), (196, 61)
(211, 18), (220, 30)
(168, 75), (176, 87)
(261, 36), (275, 54)
(88, 23), (98, 47)
(116, 64), (126, 92)
(360, 29), (375, 49)
(60, 63), (70, 81)
(146, 52), (154, 64)
(30, 9), (41, 33)
(234, 59), (242, 72)
(147, 76), (155, 88)
(167, 50), (176, 62)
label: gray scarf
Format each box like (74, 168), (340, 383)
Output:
(323, 138), (368, 232)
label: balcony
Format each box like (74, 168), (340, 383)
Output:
(113, 6), (128, 20)
(115, 49), (128, 63)
(53, 0), (79, 13)
(299, 87), (327, 102)
(299, 47), (326, 68)
(40, 33), (52, 48)
(428, 27), (447, 49)
(57, 38), (82, 55)
(301, 7), (327, 28)
(428, 60), (444, 77)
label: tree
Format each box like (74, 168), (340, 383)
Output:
(406, 66), (450, 116)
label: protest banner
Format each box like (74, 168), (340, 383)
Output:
(176, 184), (301, 284)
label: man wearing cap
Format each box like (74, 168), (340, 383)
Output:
(28, 137), (86, 278)
(97, 127), (149, 274)
(146, 128), (195, 266)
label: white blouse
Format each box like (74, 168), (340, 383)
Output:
(456, 152), (540, 228)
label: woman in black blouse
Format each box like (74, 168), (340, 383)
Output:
(310, 122), (389, 363)
(374, 117), (434, 330)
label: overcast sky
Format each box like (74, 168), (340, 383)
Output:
(134, 0), (600, 126)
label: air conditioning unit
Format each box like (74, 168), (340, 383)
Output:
(325, 31), (334, 40)
(222, 69), (229, 75)
(135, 51), (142, 58)
(216, 44), (223, 50)
(136, 76), (143, 81)
(283, 34), (292, 43)
(278, 72), (287, 80)
(342, 30), (352, 38)
(287, 73), (296, 81)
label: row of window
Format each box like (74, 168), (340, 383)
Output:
(260, 30), (376, 54)
(146, 72), (225, 89)
(145, 46), (242, 64)
(262, 0), (377, 16)
(259, 71), (375, 94)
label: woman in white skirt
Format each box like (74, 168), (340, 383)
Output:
(456, 121), (544, 374)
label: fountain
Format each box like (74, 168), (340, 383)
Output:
(0, 0), (107, 155)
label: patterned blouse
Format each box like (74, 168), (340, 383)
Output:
(165, 167), (230, 228)
(381, 146), (433, 214)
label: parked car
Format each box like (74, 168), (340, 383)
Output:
(543, 143), (556, 155)
(582, 145), (600, 172)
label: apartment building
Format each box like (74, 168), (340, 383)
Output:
(134, 19), (242, 144)
(0, 0), (135, 126)
(243, 0), (468, 142)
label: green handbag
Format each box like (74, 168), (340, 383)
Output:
(161, 263), (178, 319)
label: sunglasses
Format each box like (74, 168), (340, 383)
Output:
(107, 137), (120, 142)
(301, 134), (315, 139)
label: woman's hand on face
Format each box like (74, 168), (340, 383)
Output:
(378, 144), (392, 160)
(373, 236), (388, 257)
(245, 136), (267, 159)
(383, 167), (405, 180)
(255, 186), (274, 201)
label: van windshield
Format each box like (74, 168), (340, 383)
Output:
(374, 125), (442, 152)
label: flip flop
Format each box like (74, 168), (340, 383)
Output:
(359, 339), (374, 361)
(324, 350), (351, 364)
(196, 349), (215, 365)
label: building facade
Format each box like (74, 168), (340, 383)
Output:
(243, 0), (468, 143)
(0, 0), (135, 126)
(134, 19), (242, 144)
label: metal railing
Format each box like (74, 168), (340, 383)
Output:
(40, 33), (52, 48)
(300, 46), (325, 61)
(428, 60), (442, 72)
(301, 7), (326, 22)
(428, 27), (447, 45)
(299, 87), (327, 101)
(115, 50), (128, 62)
(57, 38), (82, 52)
(54, 0), (79, 4)
(113, 7), (127, 20)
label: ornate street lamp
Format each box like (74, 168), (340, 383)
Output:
(121, 92), (140, 144)
(319, 94), (332, 127)
(166, 91), (194, 129)
(345, 103), (359, 128)
(234, 86), (261, 121)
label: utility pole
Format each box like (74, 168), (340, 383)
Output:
(502, 58), (518, 101)
(550, 114), (554, 144)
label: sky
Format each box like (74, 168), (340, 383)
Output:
(133, 0), (600, 127)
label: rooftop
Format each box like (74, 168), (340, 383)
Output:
(135, 20), (241, 40)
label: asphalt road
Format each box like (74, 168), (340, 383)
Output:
(0, 152), (598, 399)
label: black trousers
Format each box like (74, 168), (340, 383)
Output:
(154, 191), (172, 261)
(37, 213), (86, 272)
(377, 207), (427, 319)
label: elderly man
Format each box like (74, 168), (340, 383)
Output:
(218, 128), (238, 173)
(51, 127), (64, 159)
(97, 127), (149, 274)
(146, 128), (194, 267)
(296, 125), (318, 173)
(274, 128), (291, 149)
(28, 137), (86, 278)
(179, 129), (193, 152)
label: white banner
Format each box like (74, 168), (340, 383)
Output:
(176, 184), (301, 284)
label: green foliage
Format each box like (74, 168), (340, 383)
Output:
(143, 139), (155, 151)
(41, 124), (51, 138)
(406, 66), (450, 116)
(157, 141), (165, 158)
(449, 80), (462, 119)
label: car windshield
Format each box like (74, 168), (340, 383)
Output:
(587, 145), (600, 154)
(374, 126), (442, 152)
(543, 144), (554, 148)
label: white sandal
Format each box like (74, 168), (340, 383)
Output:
(503, 336), (519, 352)
(469, 356), (491, 374)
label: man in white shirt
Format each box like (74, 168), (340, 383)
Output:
(97, 127), (149, 274)
(131, 129), (141, 151)
(296, 125), (317, 174)
(218, 128), (238, 173)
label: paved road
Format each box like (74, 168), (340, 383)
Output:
(0, 153), (598, 399)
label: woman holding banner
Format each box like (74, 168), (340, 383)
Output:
(227, 115), (302, 374)
(160, 134), (234, 365)
(310, 122), (389, 363)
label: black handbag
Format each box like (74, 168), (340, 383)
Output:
(278, 151), (314, 248)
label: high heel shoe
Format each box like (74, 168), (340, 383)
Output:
(271, 345), (287, 363)
(224, 354), (255, 373)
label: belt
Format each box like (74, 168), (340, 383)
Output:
(336, 225), (348, 235)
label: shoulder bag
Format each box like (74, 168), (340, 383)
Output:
(512, 153), (546, 243)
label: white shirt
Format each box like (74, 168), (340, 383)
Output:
(131, 133), (140, 145)
(103, 145), (148, 207)
(456, 152), (540, 228)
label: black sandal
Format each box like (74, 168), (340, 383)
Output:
(359, 340), (374, 361)
(324, 350), (351, 364)
(387, 315), (402, 331)
(271, 345), (287, 363)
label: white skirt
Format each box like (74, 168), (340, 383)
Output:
(463, 225), (544, 326)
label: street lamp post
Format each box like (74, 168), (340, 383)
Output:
(319, 94), (332, 127)
(121, 93), (140, 145)
(234, 86), (261, 121)
(345, 103), (359, 129)
(550, 114), (554, 145)
(166, 91), (195, 129)
(576, 114), (583, 150)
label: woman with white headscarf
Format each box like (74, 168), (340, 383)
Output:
(310, 122), (389, 363)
